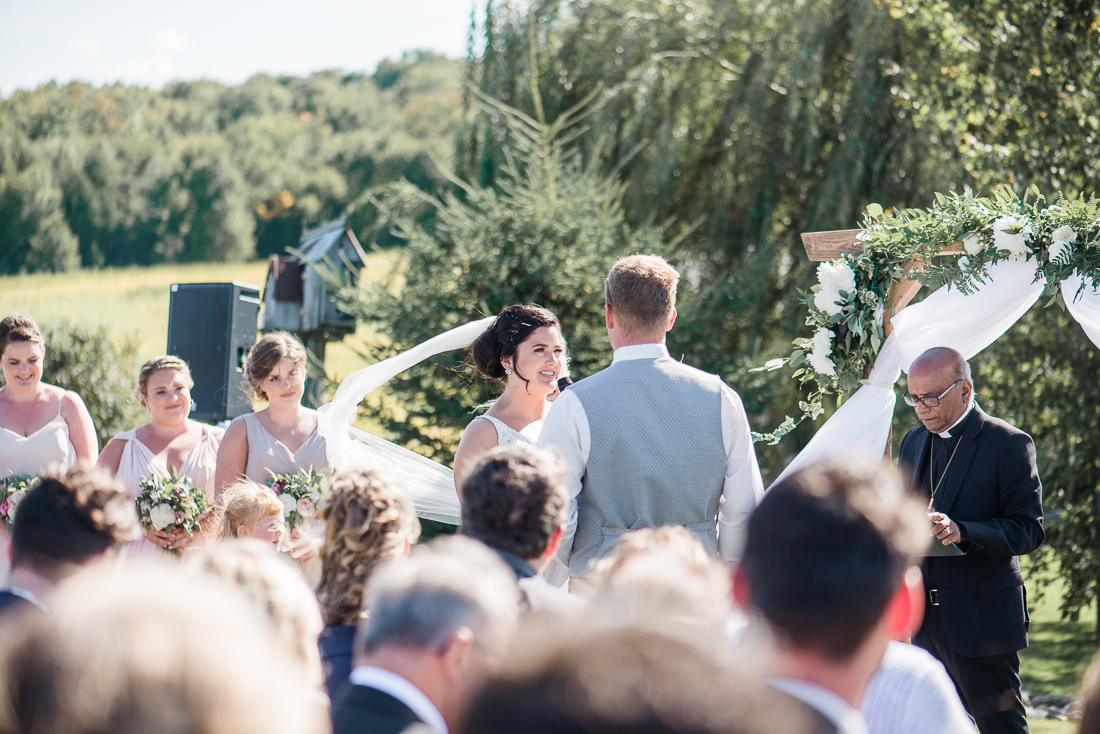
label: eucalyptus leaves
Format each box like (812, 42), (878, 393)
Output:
(752, 186), (1100, 445)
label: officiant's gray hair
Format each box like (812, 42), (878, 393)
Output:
(355, 535), (520, 657)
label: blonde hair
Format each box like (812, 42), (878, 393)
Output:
(0, 563), (327, 734)
(317, 468), (421, 627)
(247, 332), (308, 401)
(195, 539), (324, 686)
(0, 314), (44, 352)
(604, 254), (679, 338)
(216, 480), (284, 542)
(136, 355), (193, 406)
(589, 526), (731, 634)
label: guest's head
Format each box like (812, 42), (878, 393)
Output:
(472, 305), (563, 396)
(905, 346), (974, 435)
(1077, 646), (1100, 734)
(316, 467), (421, 627)
(246, 331), (308, 404)
(354, 535), (520, 728)
(460, 625), (818, 734)
(8, 463), (140, 587)
(196, 539), (325, 687)
(460, 444), (566, 571)
(216, 480), (285, 550)
(604, 254), (679, 346)
(0, 314), (45, 392)
(589, 526), (731, 636)
(734, 459), (926, 703)
(136, 355), (194, 425)
(0, 564), (326, 734)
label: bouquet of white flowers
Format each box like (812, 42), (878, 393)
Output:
(135, 473), (210, 556)
(0, 473), (36, 530)
(267, 468), (325, 532)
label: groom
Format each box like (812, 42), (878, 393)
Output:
(538, 254), (764, 581)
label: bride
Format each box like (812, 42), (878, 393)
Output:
(452, 305), (565, 493)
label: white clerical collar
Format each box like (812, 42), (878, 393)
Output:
(349, 665), (448, 733)
(937, 400), (974, 439)
(4, 586), (50, 614)
(766, 678), (869, 734)
(611, 343), (669, 364)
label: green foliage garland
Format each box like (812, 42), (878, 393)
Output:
(754, 186), (1100, 444)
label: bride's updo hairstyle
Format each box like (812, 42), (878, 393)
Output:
(246, 332), (308, 401)
(471, 305), (560, 386)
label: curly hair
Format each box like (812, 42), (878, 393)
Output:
(459, 444), (567, 561)
(316, 468), (421, 627)
(11, 462), (141, 577)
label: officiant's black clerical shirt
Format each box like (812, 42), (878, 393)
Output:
(918, 403), (976, 591)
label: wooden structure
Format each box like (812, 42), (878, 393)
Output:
(261, 217), (367, 406)
(800, 229), (963, 338)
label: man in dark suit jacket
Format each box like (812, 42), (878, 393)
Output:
(330, 536), (519, 734)
(898, 347), (1044, 734)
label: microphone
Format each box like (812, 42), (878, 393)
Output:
(557, 376), (573, 392)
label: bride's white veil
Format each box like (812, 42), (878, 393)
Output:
(316, 316), (495, 524)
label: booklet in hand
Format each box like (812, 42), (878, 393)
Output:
(924, 539), (964, 557)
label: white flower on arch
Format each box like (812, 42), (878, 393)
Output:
(813, 288), (844, 316)
(992, 215), (1033, 257)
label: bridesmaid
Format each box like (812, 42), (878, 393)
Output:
(452, 305), (565, 493)
(0, 314), (97, 474)
(98, 356), (223, 554)
(214, 331), (329, 494)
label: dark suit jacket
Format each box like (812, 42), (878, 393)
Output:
(898, 406), (1044, 658)
(320, 625), (357, 700)
(331, 684), (427, 734)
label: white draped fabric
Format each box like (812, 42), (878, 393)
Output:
(770, 258), (1046, 488)
(1062, 273), (1100, 349)
(317, 317), (494, 524)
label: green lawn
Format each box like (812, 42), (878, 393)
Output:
(1021, 558), (1097, 698)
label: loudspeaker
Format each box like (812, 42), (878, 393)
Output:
(167, 282), (261, 423)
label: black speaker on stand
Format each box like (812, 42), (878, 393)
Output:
(167, 282), (261, 423)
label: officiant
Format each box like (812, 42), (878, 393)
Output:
(898, 347), (1044, 734)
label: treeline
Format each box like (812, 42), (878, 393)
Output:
(0, 52), (461, 273)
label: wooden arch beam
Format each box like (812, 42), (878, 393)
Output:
(800, 229), (965, 337)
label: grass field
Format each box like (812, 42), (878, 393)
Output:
(1, 260), (1096, 717)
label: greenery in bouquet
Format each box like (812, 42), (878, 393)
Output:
(135, 473), (210, 555)
(754, 186), (1100, 445)
(267, 468), (325, 532)
(0, 474), (37, 530)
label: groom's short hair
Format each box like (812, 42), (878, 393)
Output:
(605, 254), (679, 338)
(460, 444), (567, 561)
(740, 459), (925, 660)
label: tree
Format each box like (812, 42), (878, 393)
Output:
(338, 88), (667, 461)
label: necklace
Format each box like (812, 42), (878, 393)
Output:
(928, 437), (962, 511)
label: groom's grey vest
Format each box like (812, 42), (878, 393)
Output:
(568, 356), (727, 576)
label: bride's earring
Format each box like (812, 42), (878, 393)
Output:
(504, 367), (512, 375)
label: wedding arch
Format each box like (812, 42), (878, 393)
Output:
(757, 186), (1100, 488)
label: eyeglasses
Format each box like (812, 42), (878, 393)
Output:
(903, 379), (964, 408)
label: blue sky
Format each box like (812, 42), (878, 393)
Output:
(0, 0), (480, 95)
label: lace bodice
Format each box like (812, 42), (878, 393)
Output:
(478, 415), (535, 447)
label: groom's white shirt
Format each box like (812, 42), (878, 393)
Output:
(538, 343), (765, 564)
